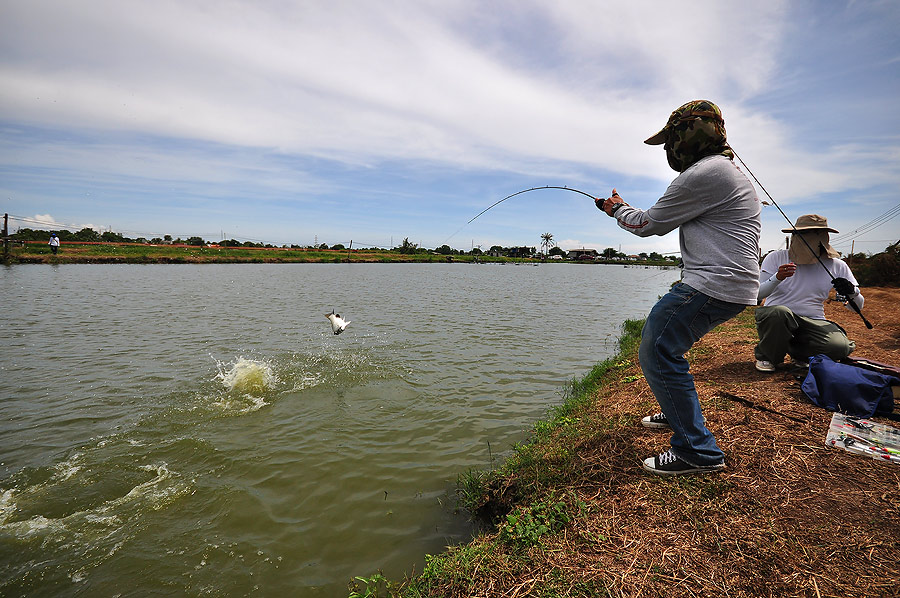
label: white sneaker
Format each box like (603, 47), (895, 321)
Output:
(755, 359), (776, 372)
(642, 449), (726, 476)
(641, 412), (705, 428)
(641, 413), (669, 429)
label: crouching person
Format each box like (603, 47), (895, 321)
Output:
(754, 214), (863, 372)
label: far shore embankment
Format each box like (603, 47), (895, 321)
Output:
(3, 241), (678, 266)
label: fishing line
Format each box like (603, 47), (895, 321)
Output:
(731, 148), (873, 329)
(443, 186), (597, 245)
(450, 156), (872, 329)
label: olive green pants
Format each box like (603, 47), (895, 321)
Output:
(755, 305), (855, 364)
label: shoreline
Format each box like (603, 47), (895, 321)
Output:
(2, 243), (679, 267)
(4, 255), (676, 266)
(380, 287), (900, 597)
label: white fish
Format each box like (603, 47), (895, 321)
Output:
(325, 310), (350, 335)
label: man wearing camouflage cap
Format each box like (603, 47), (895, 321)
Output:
(598, 100), (761, 476)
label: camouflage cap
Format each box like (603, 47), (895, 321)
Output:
(644, 100), (726, 145)
(645, 100), (733, 172)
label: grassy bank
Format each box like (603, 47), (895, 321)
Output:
(351, 288), (900, 597)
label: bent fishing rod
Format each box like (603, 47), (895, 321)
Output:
(466, 186), (597, 224)
(441, 186), (597, 246)
(461, 155), (872, 329)
(730, 148), (872, 329)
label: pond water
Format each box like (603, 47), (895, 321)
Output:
(0, 262), (678, 597)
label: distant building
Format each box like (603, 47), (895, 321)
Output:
(507, 246), (535, 258)
(566, 248), (599, 260)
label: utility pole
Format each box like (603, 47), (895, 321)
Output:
(2, 213), (8, 259)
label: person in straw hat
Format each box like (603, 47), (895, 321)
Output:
(598, 100), (761, 476)
(754, 214), (863, 372)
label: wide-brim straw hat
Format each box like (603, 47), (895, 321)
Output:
(782, 214), (839, 234)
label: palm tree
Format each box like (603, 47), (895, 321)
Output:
(540, 232), (554, 258)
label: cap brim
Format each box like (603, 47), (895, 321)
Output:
(782, 226), (840, 234)
(644, 129), (667, 145)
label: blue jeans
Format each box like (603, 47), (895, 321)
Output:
(639, 283), (747, 466)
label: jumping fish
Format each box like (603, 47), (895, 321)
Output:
(325, 310), (350, 335)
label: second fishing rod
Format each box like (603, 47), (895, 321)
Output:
(729, 148), (872, 329)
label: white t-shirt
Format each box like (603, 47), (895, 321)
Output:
(759, 249), (862, 320)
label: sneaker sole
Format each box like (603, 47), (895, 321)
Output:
(641, 458), (726, 476)
(640, 416), (705, 429)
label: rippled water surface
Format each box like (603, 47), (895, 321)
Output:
(0, 263), (678, 596)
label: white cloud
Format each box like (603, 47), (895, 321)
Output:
(17, 214), (99, 232)
(0, 0), (794, 176)
(32, 214), (60, 226)
(1, 0), (898, 249)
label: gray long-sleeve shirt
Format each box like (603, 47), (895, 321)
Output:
(614, 155), (761, 305)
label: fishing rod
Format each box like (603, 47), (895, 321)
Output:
(718, 392), (807, 424)
(731, 148), (873, 329)
(466, 186), (597, 224)
(442, 186), (598, 246)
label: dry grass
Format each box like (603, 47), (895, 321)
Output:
(411, 288), (900, 598)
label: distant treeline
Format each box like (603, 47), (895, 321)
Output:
(11, 227), (898, 283)
(10, 229), (533, 256)
(12, 227), (213, 246)
(846, 243), (900, 287)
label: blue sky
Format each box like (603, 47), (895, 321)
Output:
(2, 0), (899, 255)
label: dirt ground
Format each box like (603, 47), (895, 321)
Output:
(557, 286), (900, 597)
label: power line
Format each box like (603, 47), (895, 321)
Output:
(7, 215), (397, 248)
(830, 202), (900, 244)
(8, 214), (89, 230)
(8, 214), (264, 244)
(832, 239), (898, 244)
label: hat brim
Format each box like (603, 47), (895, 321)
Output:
(644, 129), (667, 145)
(782, 226), (840, 234)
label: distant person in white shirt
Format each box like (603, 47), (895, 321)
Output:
(49, 233), (60, 254)
(754, 214), (863, 372)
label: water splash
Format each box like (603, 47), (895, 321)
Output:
(0, 457), (192, 590)
(216, 357), (277, 396)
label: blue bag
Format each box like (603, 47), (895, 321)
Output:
(801, 354), (898, 417)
